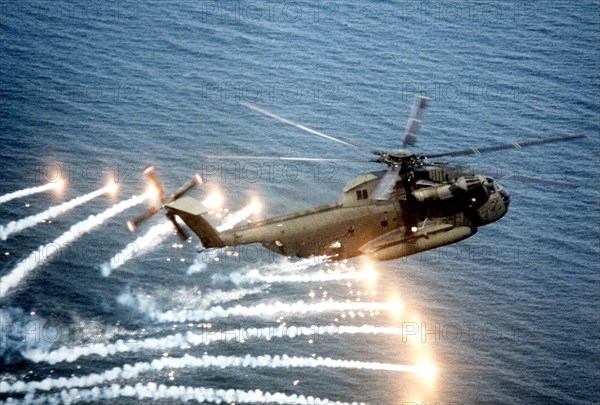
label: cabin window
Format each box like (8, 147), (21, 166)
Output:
(356, 189), (368, 200)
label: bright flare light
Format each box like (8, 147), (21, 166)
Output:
(107, 181), (119, 195)
(201, 191), (224, 209)
(361, 264), (378, 283)
(416, 362), (437, 382)
(53, 178), (65, 191)
(249, 197), (262, 214)
(217, 198), (262, 231)
(388, 299), (404, 316)
(146, 184), (160, 200)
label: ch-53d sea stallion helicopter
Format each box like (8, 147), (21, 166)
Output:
(127, 97), (585, 261)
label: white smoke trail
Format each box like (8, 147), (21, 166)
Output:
(2, 353), (416, 394)
(217, 201), (260, 231)
(123, 299), (397, 323)
(186, 254), (208, 274)
(189, 248), (327, 277)
(7, 383), (363, 405)
(0, 182), (60, 205)
(193, 287), (267, 307)
(100, 220), (173, 277)
(99, 203), (258, 277)
(23, 324), (404, 365)
(0, 192), (150, 298)
(0, 184), (113, 241)
(116, 286), (267, 319)
(187, 205), (268, 274)
(227, 268), (367, 285)
(208, 257), (332, 283)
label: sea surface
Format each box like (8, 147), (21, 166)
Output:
(1, 1), (599, 404)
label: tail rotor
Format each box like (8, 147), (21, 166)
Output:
(126, 166), (203, 240)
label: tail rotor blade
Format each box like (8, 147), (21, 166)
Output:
(171, 174), (203, 201)
(126, 206), (161, 232)
(166, 212), (189, 241)
(143, 166), (165, 202)
(127, 170), (203, 239)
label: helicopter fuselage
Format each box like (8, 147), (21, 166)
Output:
(167, 167), (510, 262)
(131, 99), (582, 264)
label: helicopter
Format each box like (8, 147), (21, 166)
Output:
(127, 97), (585, 262)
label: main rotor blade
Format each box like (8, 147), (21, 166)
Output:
(206, 155), (377, 163)
(492, 173), (578, 188)
(241, 102), (379, 155)
(425, 134), (586, 158)
(402, 96), (427, 148)
(371, 168), (400, 200)
(425, 163), (578, 188)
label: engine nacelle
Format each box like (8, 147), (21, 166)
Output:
(412, 176), (484, 203)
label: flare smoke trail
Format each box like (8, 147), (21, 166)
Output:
(116, 286), (266, 321)
(0, 184), (114, 241)
(208, 256), (329, 279)
(227, 268), (367, 285)
(188, 286), (266, 308)
(217, 201), (260, 231)
(24, 325), (404, 364)
(99, 204), (259, 277)
(0, 192), (150, 298)
(119, 298), (396, 323)
(187, 204), (265, 273)
(7, 383), (363, 405)
(2, 353), (416, 393)
(0, 182), (60, 205)
(100, 220), (173, 277)
(186, 254), (208, 274)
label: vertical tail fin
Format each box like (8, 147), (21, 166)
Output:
(165, 196), (225, 248)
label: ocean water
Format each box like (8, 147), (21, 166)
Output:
(1, 1), (599, 404)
